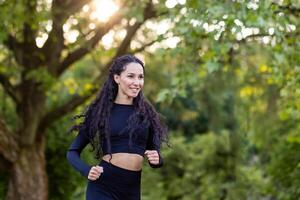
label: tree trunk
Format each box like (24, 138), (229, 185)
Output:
(5, 136), (48, 200)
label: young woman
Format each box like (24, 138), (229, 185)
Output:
(66, 54), (169, 200)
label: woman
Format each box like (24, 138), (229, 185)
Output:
(66, 54), (169, 200)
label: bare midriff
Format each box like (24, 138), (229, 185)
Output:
(102, 153), (144, 171)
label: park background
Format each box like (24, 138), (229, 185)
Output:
(0, 0), (299, 199)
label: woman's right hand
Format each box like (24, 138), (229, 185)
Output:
(88, 166), (103, 181)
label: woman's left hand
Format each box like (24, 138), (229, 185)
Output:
(144, 150), (160, 165)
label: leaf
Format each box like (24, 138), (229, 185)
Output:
(206, 60), (219, 73)
(156, 89), (170, 103)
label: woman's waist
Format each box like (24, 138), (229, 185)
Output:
(102, 143), (146, 157)
(102, 152), (144, 171)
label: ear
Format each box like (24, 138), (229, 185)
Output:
(114, 74), (120, 84)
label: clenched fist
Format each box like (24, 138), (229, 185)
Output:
(88, 166), (103, 181)
(144, 150), (160, 165)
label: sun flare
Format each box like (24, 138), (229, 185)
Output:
(92, 0), (119, 22)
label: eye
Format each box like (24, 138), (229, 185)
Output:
(139, 75), (144, 79)
(127, 75), (134, 78)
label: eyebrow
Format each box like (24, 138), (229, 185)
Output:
(126, 72), (144, 75)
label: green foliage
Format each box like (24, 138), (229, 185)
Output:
(0, 0), (49, 42)
(26, 68), (56, 90)
(46, 116), (85, 200)
(142, 0), (300, 199)
(142, 132), (271, 200)
(46, 114), (99, 200)
(0, 89), (18, 130)
(269, 136), (300, 199)
(0, 0), (299, 199)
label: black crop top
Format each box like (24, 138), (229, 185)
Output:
(66, 103), (163, 177)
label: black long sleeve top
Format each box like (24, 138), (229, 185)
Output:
(66, 103), (163, 178)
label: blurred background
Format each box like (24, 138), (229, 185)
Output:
(0, 0), (299, 199)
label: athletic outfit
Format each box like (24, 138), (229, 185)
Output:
(66, 103), (163, 200)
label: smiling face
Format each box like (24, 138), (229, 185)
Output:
(114, 62), (144, 103)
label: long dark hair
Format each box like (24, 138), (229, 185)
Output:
(70, 54), (169, 159)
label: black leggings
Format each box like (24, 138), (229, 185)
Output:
(86, 159), (142, 200)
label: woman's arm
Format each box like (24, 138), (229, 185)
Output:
(145, 127), (164, 168)
(66, 131), (92, 177)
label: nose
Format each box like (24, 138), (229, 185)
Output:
(133, 78), (140, 86)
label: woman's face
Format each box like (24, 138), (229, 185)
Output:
(114, 62), (144, 99)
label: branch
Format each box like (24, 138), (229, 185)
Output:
(41, 0), (92, 73)
(56, 0), (158, 77)
(3, 2), (38, 67)
(0, 117), (19, 163)
(38, 91), (95, 133)
(112, 0), (158, 58)
(130, 35), (170, 54)
(237, 33), (270, 43)
(0, 73), (20, 103)
(22, 0), (41, 67)
(274, 3), (300, 16)
(130, 40), (157, 54)
(64, 0), (92, 17)
(237, 28), (300, 44)
(38, 60), (112, 133)
(2, 34), (23, 66)
(116, 22), (144, 57)
(56, 11), (124, 76)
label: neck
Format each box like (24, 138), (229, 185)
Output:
(114, 94), (133, 105)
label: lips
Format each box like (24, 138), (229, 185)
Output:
(130, 88), (140, 94)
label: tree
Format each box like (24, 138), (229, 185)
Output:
(147, 0), (300, 199)
(0, 0), (168, 199)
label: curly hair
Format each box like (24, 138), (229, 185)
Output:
(70, 54), (169, 160)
